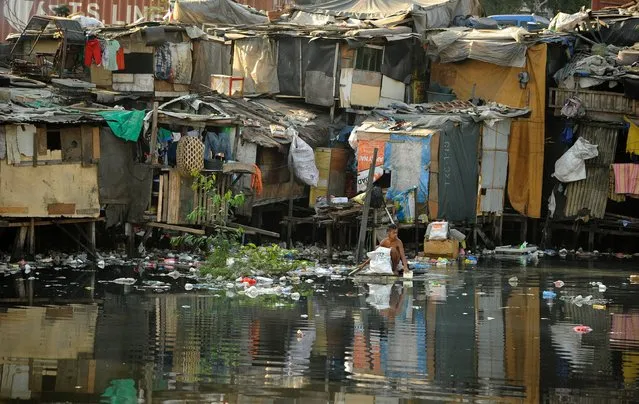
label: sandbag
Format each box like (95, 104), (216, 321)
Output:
(366, 247), (393, 274)
(553, 137), (598, 183)
(289, 134), (319, 186)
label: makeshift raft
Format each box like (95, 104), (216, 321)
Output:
(494, 245), (538, 256)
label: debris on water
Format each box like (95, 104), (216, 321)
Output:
(559, 248), (568, 259)
(290, 292), (301, 301)
(184, 283), (194, 291)
(593, 304), (607, 310)
(590, 281), (607, 292)
(245, 286), (259, 298)
(630, 275), (639, 284)
(181, 305), (190, 309)
(296, 329), (304, 339)
(573, 325), (593, 334)
(543, 290), (557, 299)
(487, 317), (495, 320)
(560, 294), (607, 307)
(305, 279), (314, 284)
(300, 314), (308, 318)
(241, 277), (257, 286)
(256, 276), (274, 284)
(112, 278), (136, 285)
(167, 270), (181, 279)
(97, 260), (105, 269)
(554, 280), (565, 288)
(508, 276), (519, 287)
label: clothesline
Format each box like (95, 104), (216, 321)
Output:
(84, 38), (125, 71)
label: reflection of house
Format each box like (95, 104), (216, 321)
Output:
(0, 305), (98, 400)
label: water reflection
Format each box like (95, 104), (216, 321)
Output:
(0, 263), (639, 402)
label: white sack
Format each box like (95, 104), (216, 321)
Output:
(289, 134), (319, 187)
(553, 137), (599, 183)
(365, 247), (393, 275)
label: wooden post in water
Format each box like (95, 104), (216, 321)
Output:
(355, 148), (378, 263)
(150, 101), (159, 165)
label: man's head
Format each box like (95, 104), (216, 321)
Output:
(387, 223), (398, 241)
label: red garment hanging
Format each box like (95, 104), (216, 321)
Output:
(84, 39), (102, 67)
(116, 47), (125, 70)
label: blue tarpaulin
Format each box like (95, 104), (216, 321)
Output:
(383, 133), (431, 203)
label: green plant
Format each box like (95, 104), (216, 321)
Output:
(234, 244), (305, 275)
(187, 171), (245, 226)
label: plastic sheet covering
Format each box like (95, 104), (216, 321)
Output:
(98, 128), (153, 227)
(233, 37), (279, 95)
(169, 42), (193, 85)
(289, 10), (336, 25)
(381, 40), (413, 83)
(428, 27), (528, 68)
(548, 11), (589, 33)
(278, 37), (305, 96)
(304, 39), (336, 106)
(293, 0), (479, 22)
(173, 0), (268, 26)
(384, 134), (430, 203)
(480, 119), (510, 214)
(438, 119), (479, 222)
(191, 40), (231, 90)
(430, 44), (547, 218)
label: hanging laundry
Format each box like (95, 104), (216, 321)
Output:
(116, 47), (125, 70)
(158, 128), (172, 142)
(612, 163), (639, 194)
(609, 166), (626, 202)
(251, 165), (263, 196)
(154, 43), (172, 80)
(203, 130), (233, 161)
(625, 116), (639, 155)
(84, 38), (102, 67)
(102, 40), (122, 71)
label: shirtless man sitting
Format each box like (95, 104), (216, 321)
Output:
(358, 224), (410, 276)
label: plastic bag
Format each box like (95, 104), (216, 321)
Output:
(366, 247), (393, 274)
(427, 221), (449, 241)
(289, 134), (319, 186)
(553, 137), (599, 183)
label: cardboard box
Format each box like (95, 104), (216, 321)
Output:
(424, 239), (459, 259)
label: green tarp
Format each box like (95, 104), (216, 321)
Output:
(97, 110), (145, 142)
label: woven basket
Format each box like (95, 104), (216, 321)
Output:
(176, 136), (204, 177)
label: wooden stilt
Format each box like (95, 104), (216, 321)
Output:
(13, 226), (28, 260)
(588, 223), (596, 252)
(520, 217), (528, 243)
(326, 223), (333, 265)
(125, 223), (135, 258)
(88, 221), (96, 251)
(355, 148), (378, 263)
(28, 218), (35, 256)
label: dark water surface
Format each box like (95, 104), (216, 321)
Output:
(1, 260), (639, 403)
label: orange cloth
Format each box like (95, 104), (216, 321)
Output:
(251, 165), (263, 196)
(116, 47), (125, 70)
(431, 44), (547, 218)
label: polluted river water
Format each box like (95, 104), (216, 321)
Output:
(1, 258), (639, 402)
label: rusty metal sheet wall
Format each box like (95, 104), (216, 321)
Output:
(0, 0), (163, 41)
(564, 123), (620, 219)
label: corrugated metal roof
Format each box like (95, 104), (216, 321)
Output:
(564, 123), (620, 219)
(577, 123), (620, 166)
